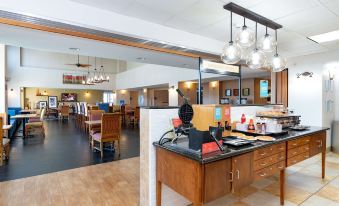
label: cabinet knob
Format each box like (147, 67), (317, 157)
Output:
(236, 169), (240, 179)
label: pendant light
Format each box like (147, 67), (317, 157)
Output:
(271, 30), (287, 72)
(221, 11), (241, 64)
(247, 22), (266, 69)
(235, 17), (255, 48)
(259, 26), (276, 52)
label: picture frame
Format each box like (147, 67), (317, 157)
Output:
(225, 89), (232, 96)
(48, 96), (58, 108)
(242, 88), (250, 96)
(39, 101), (47, 109)
(233, 89), (239, 96)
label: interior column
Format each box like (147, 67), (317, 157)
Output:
(0, 44), (7, 116)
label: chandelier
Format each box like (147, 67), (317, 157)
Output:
(82, 57), (110, 85)
(221, 3), (287, 72)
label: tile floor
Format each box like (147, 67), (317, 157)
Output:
(1, 152), (339, 205)
(206, 152), (339, 206)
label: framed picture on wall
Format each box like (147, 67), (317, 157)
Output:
(48, 96), (58, 108)
(233, 89), (239, 96)
(225, 89), (232, 96)
(242, 88), (250, 96)
(39, 101), (47, 109)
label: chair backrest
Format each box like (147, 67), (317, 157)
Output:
(88, 110), (105, 121)
(40, 108), (46, 121)
(135, 107), (140, 119)
(98, 103), (110, 113)
(90, 105), (99, 110)
(61, 105), (69, 115)
(0, 117), (3, 149)
(120, 105), (125, 114)
(76, 102), (81, 114)
(101, 113), (121, 139)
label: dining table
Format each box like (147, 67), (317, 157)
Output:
(11, 114), (38, 138)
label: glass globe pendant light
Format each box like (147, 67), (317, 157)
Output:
(221, 11), (241, 64)
(271, 30), (287, 72)
(247, 22), (266, 69)
(235, 17), (255, 48)
(259, 26), (277, 52)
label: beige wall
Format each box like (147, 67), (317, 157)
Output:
(154, 90), (169, 106)
(116, 90), (130, 105)
(220, 78), (255, 104)
(24, 87), (104, 109)
(130, 91), (139, 108)
(202, 81), (220, 104)
(178, 82), (198, 105)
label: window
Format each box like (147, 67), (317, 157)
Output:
(103, 92), (115, 104)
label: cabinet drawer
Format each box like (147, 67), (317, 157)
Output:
(287, 144), (310, 158)
(287, 136), (311, 149)
(254, 143), (285, 160)
(254, 161), (285, 180)
(287, 152), (310, 167)
(254, 152), (285, 171)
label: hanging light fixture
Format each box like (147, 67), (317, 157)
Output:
(259, 26), (277, 52)
(221, 11), (242, 64)
(247, 22), (266, 69)
(236, 17), (255, 48)
(271, 30), (287, 72)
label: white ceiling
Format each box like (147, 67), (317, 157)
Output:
(72, 0), (339, 57)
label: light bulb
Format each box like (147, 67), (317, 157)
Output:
(106, 75), (110, 81)
(247, 48), (266, 69)
(271, 54), (286, 72)
(100, 75), (104, 80)
(221, 42), (242, 64)
(259, 34), (277, 52)
(235, 25), (255, 48)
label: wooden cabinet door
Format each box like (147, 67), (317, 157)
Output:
(232, 152), (254, 192)
(204, 158), (232, 203)
(310, 132), (326, 157)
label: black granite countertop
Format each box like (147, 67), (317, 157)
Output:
(153, 126), (328, 164)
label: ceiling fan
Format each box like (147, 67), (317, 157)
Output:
(65, 54), (91, 68)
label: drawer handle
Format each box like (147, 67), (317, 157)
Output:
(270, 148), (273, 151)
(293, 152), (297, 155)
(304, 155), (309, 158)
(293, 160), (297, 163)
(236, 169), (240, 179)
(229, 171), (233, 182)
(292, 143), (298, 146)
(278, 166), (284, 169)
(260, 152), (267, 156)
(260, 162), (267, 166)
(320, 140), (323, 147)
(306, 139), (310, 142)
(305, 147), (309, 150)
(260, 173), (267, 177)
(279, 147), (284, 150)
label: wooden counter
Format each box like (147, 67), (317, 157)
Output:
(155, 130), (326, 206)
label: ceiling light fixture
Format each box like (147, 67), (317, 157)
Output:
(246, 22), (266, 69)
(271, 30), (287, 72)
(221, 11), (242, 64)
(259, 26), (276, 52)
(308, 30), (339, 43)
(235, 17), (255, 48)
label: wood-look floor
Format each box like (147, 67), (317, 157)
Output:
(0, 157), (139, 206)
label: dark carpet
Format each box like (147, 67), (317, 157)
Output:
(0, 119), (140, 181)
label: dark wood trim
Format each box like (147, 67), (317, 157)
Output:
(0, 17), (214, 59)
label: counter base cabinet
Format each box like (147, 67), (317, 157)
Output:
(155, 130), (327, 206)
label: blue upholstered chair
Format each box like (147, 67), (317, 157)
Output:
(98, 103), (109, 113)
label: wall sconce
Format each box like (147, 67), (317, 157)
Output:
(10, 88), (14, 92)
(143, 88), (147, 93)
(296, 72), (313, 78)
(329, 71), (335, 80)
(211, 81), (217, 88)
(121, 90), (126, 94)
(185, 82), (192, 89)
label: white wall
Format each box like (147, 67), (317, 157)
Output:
(0, 44), (7, 114)
(288, 49), (339, 147)
(6, 46), (116, 107)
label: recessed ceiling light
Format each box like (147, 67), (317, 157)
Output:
(308, 30), (339, 43)
(136, 57), (146, 60)
(69, 48), (80, 51)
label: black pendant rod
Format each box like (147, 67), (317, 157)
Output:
(275, 30), (278, 55)
(230, 11), (233, 42)
(255, 22), (258, 49)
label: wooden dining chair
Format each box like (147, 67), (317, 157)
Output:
(88, 110), (105, 146)
(59, 105), (70, 121)
(0, 117), (10, 165)
(91, 113), (121, 158)
(25, 108), (46, 137)
(129, 107), (140, 127)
